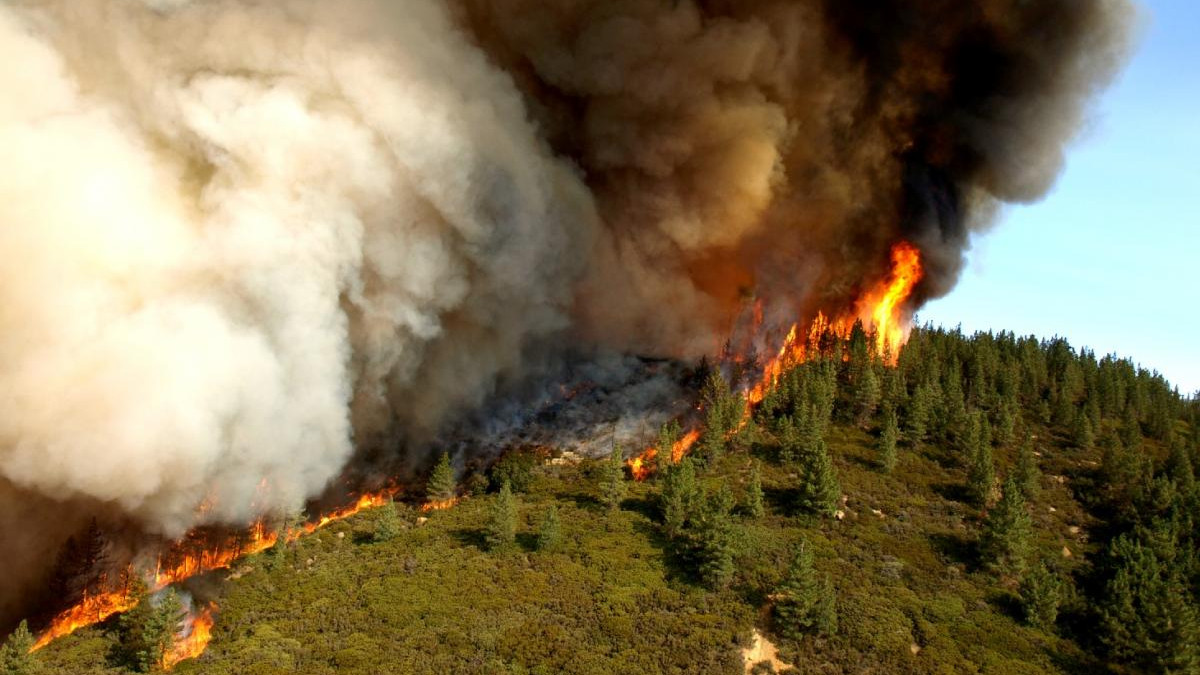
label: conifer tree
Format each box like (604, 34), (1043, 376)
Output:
(426, 452), (456, 503)
(691, 484), (736, 590)
(660, 458), (700, 539)
(798, 437), (840, 517)
(774, 539), (837, 640)
(372, 500), (402, 543)
(600, 444), (627, 511)
(854, 365), (881, 427)
(655, 420), (681, 477)
(942, 364), (969, 441)
(1073, 409), (1096, 451)
(485, 481), (518, 551)
(1101, 535), (1200, 672)
(980, 476), (1033, 575)
(878, 408), (899, 474)
(1019, 563), (1062, 630)
(700, 371), (742, 463)
(776, 414), (802, 465)
(994, 400), (1017, 447)
(0, 620), (38, 675)
(905, 383), (932, 445)
(1166, 436), (1196, 494)
(1013, 434), (1041, 501)
(113, 584), (185, 672)
(745, 461), (765, 518)
(535, 505), (562, 552)
(967, 413), (996, 507)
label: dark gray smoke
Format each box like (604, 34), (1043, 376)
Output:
(454, 0), (1134, 349)
(0, 0), (1132, 627)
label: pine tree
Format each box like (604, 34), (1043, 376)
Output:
(777, 414), (802, 465)
(1019, 563), (1062, 630)
(113, 584), (185, 672)
(1013, 434), (1041, 501)
(1101, 535), (1200, 672)
(485, 481), (518, 551)
(1166, 436), (1196, 494)
(980, 476), (1033, 575)
(967, 413), (996, 507)
(774, 539), (837, 640)
(994, 400), (1017, 447)
(699, 371), (741, 463)
(942, 364), (969, 441)
(426, 451), (456, 503)
(691, 484), (736, 590)
(1073, 409), (1096, 451)
(660, 458), (700, 539)
(854, 365), (881, 427)
(798, 437), (840, 517)
(535, 505), (562, 552)
(600, 444), (627, 511)
(372, 500), (402, 543)
(655, 420), (681, 477)
(0, 620), (38, 675)
(878, 408), (899, 474)
(905, 383), (932, 445)
(744, 461), (765, 518)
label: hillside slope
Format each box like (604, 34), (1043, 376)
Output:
(20, 326), (1200, 675)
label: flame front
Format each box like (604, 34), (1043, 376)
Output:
(34, 488), (404, 652)
(31, 588), (138, 651)
(628, 241), (923, 480)
(161, 604), (216, 670)
(421, 496), (461, 512)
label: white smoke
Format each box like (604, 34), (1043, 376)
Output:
(0, 0), (598, 536)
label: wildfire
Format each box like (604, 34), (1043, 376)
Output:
(628, 429), (702, 481)
(161, 604), (216, 670)
(857, 241), (924, 363)
(420, 496), (462, 512)
(34, 487), (405, 653)
(31, 588), (138, 651)
(627, 241), (923, 481)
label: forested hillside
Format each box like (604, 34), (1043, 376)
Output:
(10, 325), (1199, 675)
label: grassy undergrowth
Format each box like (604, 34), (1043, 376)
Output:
(35, 419), (1103, 675)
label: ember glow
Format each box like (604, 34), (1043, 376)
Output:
(33, 488), (403, 653)
(161, 603), (216, 670)
(629, 242), (924, 480)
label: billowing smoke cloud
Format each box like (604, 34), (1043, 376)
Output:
(454, 0), (1134, 351)
(0, 0), (1131, 623)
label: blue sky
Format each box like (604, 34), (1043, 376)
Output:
(920, 0), (1200, 394)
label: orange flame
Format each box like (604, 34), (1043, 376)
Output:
(420, 496), (461, 512)
(31, 588), (138, 651)
(626, 241), (922, 481)
(627, 428), (702, 481)
(161, 603), (216, 670)
(34, 488), (404, 652)
(856, 241), (923, 363)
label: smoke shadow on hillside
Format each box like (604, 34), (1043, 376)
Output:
(927, 531), (978, 570)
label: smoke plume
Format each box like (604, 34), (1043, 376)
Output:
(0, 0), (1131, 623)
